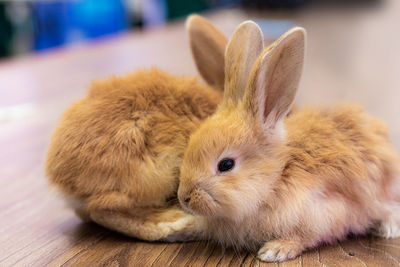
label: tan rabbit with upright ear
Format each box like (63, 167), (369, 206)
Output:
(178, 21), (400, 262)
(46, 15), (228, 242)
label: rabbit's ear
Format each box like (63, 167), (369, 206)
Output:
(186, 15), (227, 92)
(244, 27), (305, 134)
(224, 21), (263, 104)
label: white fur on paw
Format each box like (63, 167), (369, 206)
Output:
(158, 215), (195, 232)
(375, 202), (400, 238)
(257, 240), (302, 262)
(158, 215), (197, 242)
(377, 219), (400, 238)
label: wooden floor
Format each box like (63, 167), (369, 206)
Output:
(1, 2), (400, 266)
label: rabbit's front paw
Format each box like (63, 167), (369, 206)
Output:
(161, 215), (206, 242)
(257, 239), (303, 262)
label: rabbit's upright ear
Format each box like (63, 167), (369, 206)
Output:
(224, 21), (264, 105)
(186, 15), (227, 92)
(244, 27), (305, 135)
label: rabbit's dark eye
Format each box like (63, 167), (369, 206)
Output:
(218, 158), (235, 172)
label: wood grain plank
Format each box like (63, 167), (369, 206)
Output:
(149, 242), (184, 266)
(340, 236), (399, 267)
(202, 243), (227, 266)
(179, 241), (217, 267)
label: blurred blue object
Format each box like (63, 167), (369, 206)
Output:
(33, 0), (128, 51)
(1, 0), (236, 57)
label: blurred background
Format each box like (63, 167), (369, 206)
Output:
(1, 0), (230, 58)
(1, 0), (399, 150)
(0, 0), (399, 158)
(3, 0), (242, 58)
(0, 0), (382, 58)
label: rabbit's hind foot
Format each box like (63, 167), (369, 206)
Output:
(90, 206), (205, 242)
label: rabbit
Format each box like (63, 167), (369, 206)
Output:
(45, 15), (228, 242)
(177, 20), (400, 262)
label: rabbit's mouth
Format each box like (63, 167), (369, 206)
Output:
(182, 188), (219, 217)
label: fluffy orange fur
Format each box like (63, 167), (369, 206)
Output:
(180, 105), (400, 246)
(46, 68), (221, 240)
(46, 15), (231, 241)
(178, 22), (400, 262)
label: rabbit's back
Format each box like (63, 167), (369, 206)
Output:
(46, 68), (221, 208)
(283, 104), (399, 209)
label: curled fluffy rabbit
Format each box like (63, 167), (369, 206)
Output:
(178, 21), (400, 262)
(45, 15), (228, 242)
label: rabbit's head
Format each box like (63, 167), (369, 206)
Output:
(178, 21), (305, 222)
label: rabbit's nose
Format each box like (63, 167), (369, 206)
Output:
(184, 197), (191, 205)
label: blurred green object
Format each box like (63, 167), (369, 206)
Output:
(167, 0), (210, 19)
(167, 0), (239, 19)
(0, 3), (13, 58)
